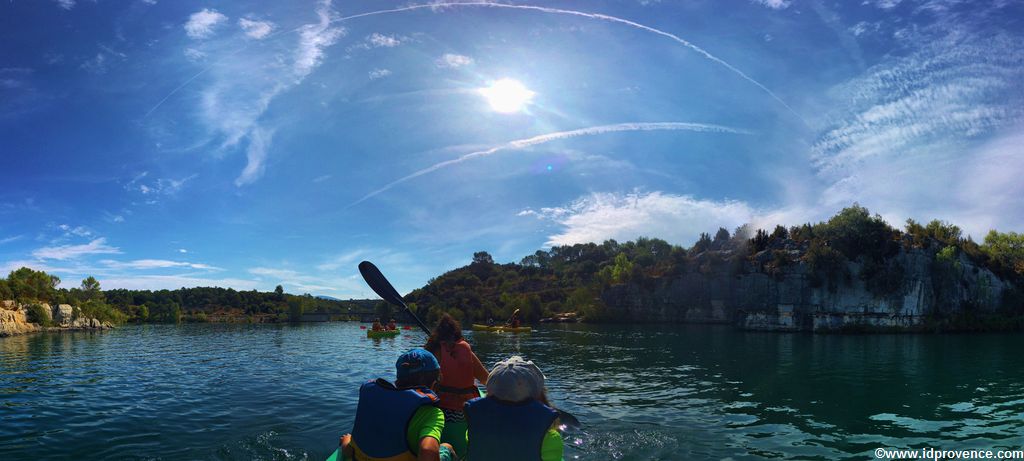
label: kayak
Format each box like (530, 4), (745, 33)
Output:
(366, 329), (400, 338)
(471, 324), (531, 333)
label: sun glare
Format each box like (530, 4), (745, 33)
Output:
(478, 78), (535, 113)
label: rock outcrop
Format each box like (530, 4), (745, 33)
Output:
(0, 300), (114, 337)
(600, 244), (1015, 332)
(0, 306), (40, 336)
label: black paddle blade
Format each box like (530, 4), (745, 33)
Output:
(557, 409), (582, 430)
(358, 261), (407, 308)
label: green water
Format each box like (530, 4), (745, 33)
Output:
(1, 323), (1022, 460)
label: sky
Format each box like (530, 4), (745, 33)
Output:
(1, 0), (1023, 297)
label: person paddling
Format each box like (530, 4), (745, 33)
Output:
(464, 356), (564, 461)
(372, 319), (384, 332)
(424, 314), (489, 456)
(387, 318), (398, 331)
(339, 348), (456, 461)
(508, 311), (521, 329)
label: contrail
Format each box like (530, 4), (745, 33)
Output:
(146, 2), (805, 124)
(337, 2), (806, 124)
(349, 122), (751, 207)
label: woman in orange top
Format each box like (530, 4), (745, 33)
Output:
(424, 313), (488, 456)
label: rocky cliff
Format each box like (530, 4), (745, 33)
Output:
(600, 242), (1015, 332)
(0, 300), (114, 337)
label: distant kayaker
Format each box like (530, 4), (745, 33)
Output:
(508, 311), (521, 328)
(464, 356), (564, 461)
(424, 313), (489, 456)
(339, 348), (456, 461)
(371, 319), (383, 331)
(387, 319), (397, 330)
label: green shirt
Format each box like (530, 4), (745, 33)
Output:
(540, 429), (565, 461)
(406, 406), (445, 454)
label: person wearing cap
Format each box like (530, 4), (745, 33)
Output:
(463, 356), (564, 461)
(339, 348), (456, 461)
(424, 313), (489, 456)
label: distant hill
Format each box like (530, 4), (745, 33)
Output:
(315, 295), (342, 301)
(405, 205), (1024, 332)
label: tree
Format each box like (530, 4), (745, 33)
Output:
(771, 225), (789, 241)
(982, 230), (1024, 276)
(0, 279), (11, 300)
(712, 227), (730, 248)
(472, 251), (494, 265)
(275, 285), (285, 301)
(81, 276), (103, 301)
(691, 232), (712, 254)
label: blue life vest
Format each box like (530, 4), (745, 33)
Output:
(464, 397), (558, 461)
(350, 379), (439, 461)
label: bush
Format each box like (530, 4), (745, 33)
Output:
(26, 303), (52, 327)
(78, 299), (127, 325)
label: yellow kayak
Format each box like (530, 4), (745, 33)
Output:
(471, 324), (531, 333)
(366, 329), (400, 338)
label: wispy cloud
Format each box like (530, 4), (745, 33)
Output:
(183, 48), (207, 62)
(126, 172), (198, 196)
(235, 127), (274, 186)
(0, 235), (22, 245)
(368, 68), (392, 80)
(367, 32), (402, 48)
(100, 259), (222, 271)
(752, 0), (791, 9)
(185, 9), (228, 39)
(813, 30), (1024, 176)
(33, 238), (121, 260)
(435, 53), (473, 68)
(55, 0), (75, 10)
(523, 191), (757, 247)
(238, 17), (275, 39)
(353, 122), (751, 206)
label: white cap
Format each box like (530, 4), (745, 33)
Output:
(485, 356), (546, 403)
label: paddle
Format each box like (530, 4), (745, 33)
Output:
(358, 261), (431, 335)
(504, 308), (520, 327)
(357, 260), (582, 430)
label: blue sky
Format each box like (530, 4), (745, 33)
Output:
(1, 0), (1022, 296)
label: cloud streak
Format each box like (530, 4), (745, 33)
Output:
(351, 122), (751, 206)
(32, 238), (121, 260)
(337, 2), (806, 124)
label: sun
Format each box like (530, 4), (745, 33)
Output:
(478, 78), (535, 113)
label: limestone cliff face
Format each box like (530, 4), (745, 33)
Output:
(0, 302), (40, 336)
(0, 300), (114, 337)
(599, 245), (1013, 332)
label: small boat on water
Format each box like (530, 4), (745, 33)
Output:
(366, 329), (401, 338)
(471, 324), (532, 333)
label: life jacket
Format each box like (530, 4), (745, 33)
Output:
(350, 379), (439, 461)
(434, 340), (480, 411)
(464, 397), (558, 461)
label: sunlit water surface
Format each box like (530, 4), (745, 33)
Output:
(2, 323), (1022, 460)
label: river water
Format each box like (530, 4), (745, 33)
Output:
(1, 323), (1022, 460)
